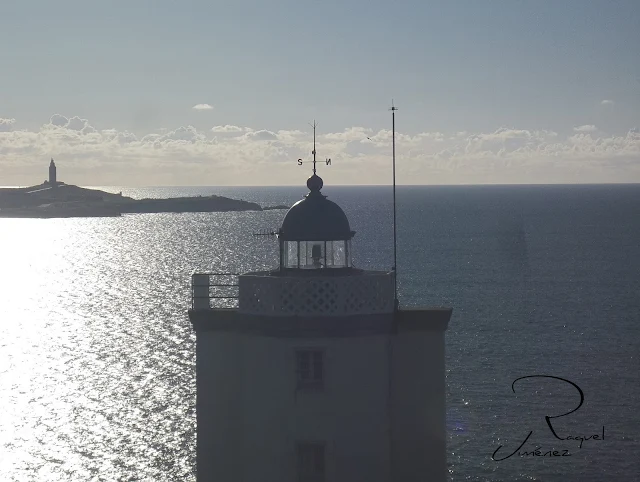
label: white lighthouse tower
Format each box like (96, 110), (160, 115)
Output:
(189, 142), (452, 482)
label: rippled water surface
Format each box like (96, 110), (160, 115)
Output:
(1, 184), (639, 481)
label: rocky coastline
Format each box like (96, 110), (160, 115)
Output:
(0, 183), (287, 218)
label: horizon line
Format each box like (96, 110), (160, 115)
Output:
(3, 181), (640, 189)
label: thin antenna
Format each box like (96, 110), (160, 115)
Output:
(309, 120), (318, 174)
(390, 100), (399, 311)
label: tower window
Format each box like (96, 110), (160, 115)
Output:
(296, 441), (325, 482)
(296, 349), (324, 390)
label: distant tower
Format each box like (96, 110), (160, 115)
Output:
(189, 150), (452, 482)
(49, 158), (57, 186)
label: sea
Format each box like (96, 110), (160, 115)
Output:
(0, 184), (638, 482)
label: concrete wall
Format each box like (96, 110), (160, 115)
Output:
(196, 330), (244, 481)
(196, 329), (391, 482)
(193, 308), (450, 482)
(391, 326), (447, 482)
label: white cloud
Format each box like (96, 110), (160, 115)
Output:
(574, 125), (597, 132)
(211, 125), (247, 133)
(104, 129), (138, 145)
(1, 116), (639, 185)
(0, 118), (16, 132)
(244, 129), (278, 141)
(601, 100), (614, 106)
(161, 125), (206, 142)
(192, 104), (214, 111)
(66, 116), (89, 131)
(324, 127), (373, 142)
(49, 114), (69, 127)
(47, 114), (96, 134)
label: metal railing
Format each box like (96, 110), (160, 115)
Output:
(191, 272), (240, 310)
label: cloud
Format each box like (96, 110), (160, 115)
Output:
(211, 125), (247, 133)
(192, 104), (214, 111)
(103, 129), (138, 145)
(574, 125), (597, 132)
(244, 129), (277, 141)
(47, 114), (96, 134)
(49, 114), (69, 127)
(601, 100), (614, 106)
(1, 115), (639, 185)
(161, 125), (206, 142)
(324, 127), (373, 142)
(66, 116), (89, 131)
(0, 118), (16, 132)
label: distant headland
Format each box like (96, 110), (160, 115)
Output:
(0, 159), (288, 218)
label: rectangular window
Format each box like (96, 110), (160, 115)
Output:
(299, 242), (307, 268)
(296, 349), (324, 390)
(332, 241), (346, 267)
(325, 241), (334, 267)
(296, 442), (325, 482)
(287, 241), (299, 268)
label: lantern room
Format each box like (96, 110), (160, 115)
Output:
(278, 173), (355, 271)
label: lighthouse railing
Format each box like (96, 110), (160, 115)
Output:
(237, 270), (395, 316)
(191, 272), (240, 310)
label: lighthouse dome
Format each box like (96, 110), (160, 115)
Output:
(280, 174), (354, 241)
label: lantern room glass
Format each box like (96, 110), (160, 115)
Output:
(281, 240), (351, 269)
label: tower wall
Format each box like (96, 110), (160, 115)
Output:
(191, 308), (450, 482)
(195, 328), (244, 481)
(193, 311), (393, 482)
(391, 309), (448, 482)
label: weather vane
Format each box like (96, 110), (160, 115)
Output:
(297, 121), (332, 175)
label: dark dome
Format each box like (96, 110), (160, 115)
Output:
(280, 175), (354, 241)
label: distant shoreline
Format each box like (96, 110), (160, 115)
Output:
(0, 183), (289, 218)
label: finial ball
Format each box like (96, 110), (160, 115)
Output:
(307, 174), (323, 192)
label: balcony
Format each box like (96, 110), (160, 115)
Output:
(191, 270), (395, 317)
(191, 273), (239, 310)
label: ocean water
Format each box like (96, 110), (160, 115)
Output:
(0, 184), (638, 481)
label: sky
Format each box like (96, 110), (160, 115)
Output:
(1, 0), (639, 186)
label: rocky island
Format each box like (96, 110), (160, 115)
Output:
(0, 160), (286, 218)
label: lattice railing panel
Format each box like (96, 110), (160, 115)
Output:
(238, 272), (394, 316)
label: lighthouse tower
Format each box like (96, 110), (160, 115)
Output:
(49, 158), (57, 186)
(189, 165), (452, 482)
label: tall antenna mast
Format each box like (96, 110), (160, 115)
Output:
(310, 120), (318, 174)
(390, 100), (399, 311)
